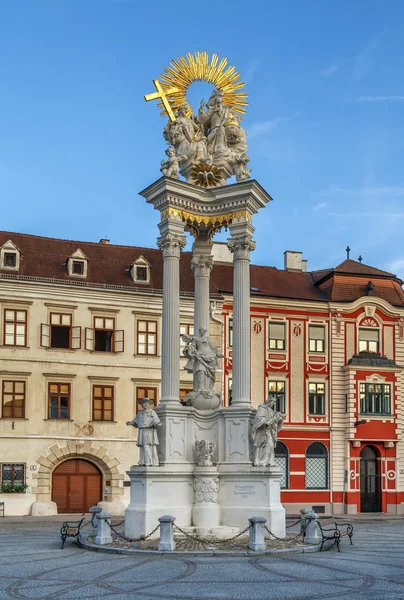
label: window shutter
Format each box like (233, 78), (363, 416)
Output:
(85, 327), (94, 351)
(40, 323), (50, 348)
(113, 330), (124, 352)
(71, 326), (81, 349)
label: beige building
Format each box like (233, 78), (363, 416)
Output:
(0, 232), (223, 515)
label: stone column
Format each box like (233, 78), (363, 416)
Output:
(158, 515), (176, 551)
(95, 512), (112, 545)
(248, 516), (267, 552)
(191, 238), (213, 334)
(228, 221), (256, 406)
(157, 225), (186, 405)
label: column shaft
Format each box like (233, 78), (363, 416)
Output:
(191, 253), (213, 334)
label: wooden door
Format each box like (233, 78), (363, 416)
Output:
(52, 459), (102, 513)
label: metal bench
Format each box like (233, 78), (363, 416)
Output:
(60, 516), (86, 549)
(317, 521), (353, 552)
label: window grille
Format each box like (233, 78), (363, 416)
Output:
(1, 463), (25, 486)
(306, 442), (328, 489)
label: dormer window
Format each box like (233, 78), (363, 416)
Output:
(0, 240), (20, 271)
(130, 256), (151, 284)
(67, 249), (88, 278)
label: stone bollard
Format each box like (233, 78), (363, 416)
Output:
(300, 507), (311, 535)
(89, 505), (102, 536)
(248, 516), (267, 552)
(95, 511), (113, 545)
(158, 515), (176, 551)
(304, 510), (321, 545)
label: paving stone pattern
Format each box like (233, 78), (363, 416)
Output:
(0, 520), (403, 599)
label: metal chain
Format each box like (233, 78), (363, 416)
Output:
(107, 520), (160, 543)
(286, 518), (302, 529)
(173, 523), (251, 547)
(265, 525), (303, 543)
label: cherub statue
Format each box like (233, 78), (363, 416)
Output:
(160, 146), (179, 179)
(126, 398), (161, 466)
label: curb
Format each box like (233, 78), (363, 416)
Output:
(78, 534), (330, 557)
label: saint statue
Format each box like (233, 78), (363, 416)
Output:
(252, 396), (284, 467)
(183, 326), (223, 392)
(197, 90), (231, 162)
(126, 398), (161, 466)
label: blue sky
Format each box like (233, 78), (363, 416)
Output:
(1, 1), (404, 278)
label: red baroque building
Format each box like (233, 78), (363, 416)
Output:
(220, 251), (404, 516)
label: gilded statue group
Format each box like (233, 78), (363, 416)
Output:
(161, 89), (251, 187)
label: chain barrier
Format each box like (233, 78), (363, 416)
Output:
(286, 518), (302, 529)
(107, 519), (160, 543)
(172, 523), (252, 549)
(264, 525), (303, 543)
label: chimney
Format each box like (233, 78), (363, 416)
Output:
(99, 238), (110, 245)
(284, 251), (307, 273)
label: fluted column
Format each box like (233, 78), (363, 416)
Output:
(228, 223), (256, 406)
(157, 231), (186, 404)
(191, 250), (213, 334)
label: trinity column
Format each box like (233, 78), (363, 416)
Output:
(191, 236), (213, 333)
(228, 220), (256, 407)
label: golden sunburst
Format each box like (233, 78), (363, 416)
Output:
(145, 51), (248, 121)
(190, 162), (223, 188)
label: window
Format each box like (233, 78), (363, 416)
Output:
(48, 383), (70, 419)
(2, 381), (25, 418)
(137, 320), (157, 355)
(1, 464), (26, 489)
(4, 253), (16, 267)
(359, 328), (379, 353)
(92, 385), (114, 421)
(136, 267), (147, 281)
(41, 314), (81, 350)
(72, 260), (84, 275)
(306, 442), (328, 489)
(85, 317), (123, 352)
(275, 442), (289, 489)
(268, 380), (286, 413)
(308, 382), (325, 415)
(180, 324), (194, 353)
(3, 309), (27, 346)
(228, 318), (233, 347)
(136, 386), (157, 412)
(309, 325), (325, 353)
(360, 383), (391, 415)
(269, 322), (286, 350)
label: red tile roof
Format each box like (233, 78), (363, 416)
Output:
(1, 232), (403, 306)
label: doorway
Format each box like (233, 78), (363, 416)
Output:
(52, 459), (102, 513)
(360, 446), (382, 513)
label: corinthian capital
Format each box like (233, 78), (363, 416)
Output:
(157, 233), (187, 258)
(191, 255), (214, 277)
(227, 236), (256, 259)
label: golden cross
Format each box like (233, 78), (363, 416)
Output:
(144, 79), (179, 122)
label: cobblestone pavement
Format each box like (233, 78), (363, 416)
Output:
(0, 520), (403, 599)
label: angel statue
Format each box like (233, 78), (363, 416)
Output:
(126, 398), (161, 466)
(160, 146), (179, 179)
(252, 395), (284, 467)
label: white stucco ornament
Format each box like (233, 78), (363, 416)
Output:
(145, 51), (251, 188)
(252, 396), (284, 467)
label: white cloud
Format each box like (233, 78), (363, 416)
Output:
(319, 62), (340, 77)
(355, 95), (404, 102)
(312, 202), (327, 213)
(353, 29), (387, 80)
(249, 117), (285, 137)
(313, 184), (404, 198)
(243, 59), (259, 84)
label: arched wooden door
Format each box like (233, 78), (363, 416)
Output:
(360, 446), (382, 513)
(52, 459), (102, 513)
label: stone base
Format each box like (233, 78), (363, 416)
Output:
(178, 525), (239, 540)
(184, 390), (221, 411)
(31, 501), (58, 516)
(97, 501), (125, 516)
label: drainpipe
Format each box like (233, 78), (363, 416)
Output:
(210, 300), (225, 403)
(328, 305), (334, 514)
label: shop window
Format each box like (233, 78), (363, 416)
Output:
(274, 442), (289, 489)
(306, 442), (328, 489)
